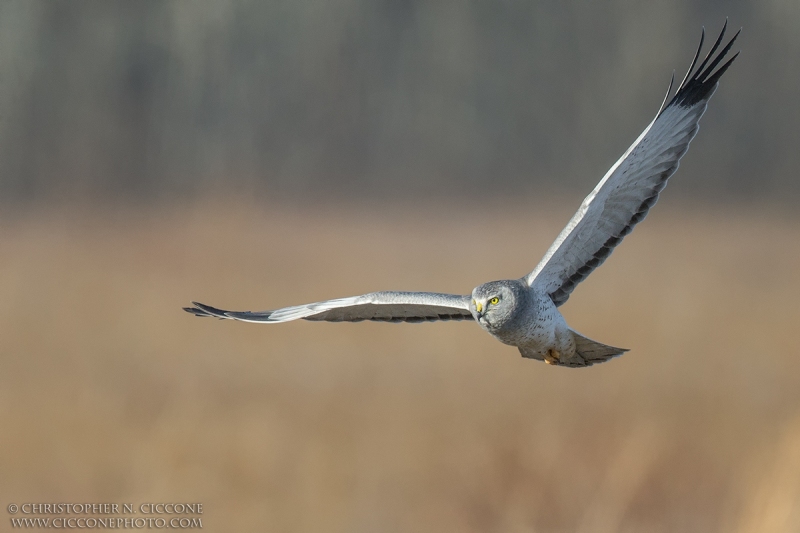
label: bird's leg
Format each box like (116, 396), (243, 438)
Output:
(544, 349), (561, 365)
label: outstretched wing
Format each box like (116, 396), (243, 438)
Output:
(184, 291), (474, 323)
(526, 22), (740, 306)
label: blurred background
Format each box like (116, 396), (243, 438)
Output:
(1, 0), (799, 532)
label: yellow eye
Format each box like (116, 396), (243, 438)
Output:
(489, 297), (500, 305)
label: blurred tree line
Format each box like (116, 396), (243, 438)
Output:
(0, 0), (797, 203)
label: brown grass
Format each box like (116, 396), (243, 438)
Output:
(1, 198), (799, 532)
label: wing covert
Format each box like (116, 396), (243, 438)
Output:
(525, 22), (739, 306)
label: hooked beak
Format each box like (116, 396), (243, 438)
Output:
(473, 299), (484, 318)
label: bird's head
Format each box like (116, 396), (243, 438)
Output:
(470, 279), (526, 330)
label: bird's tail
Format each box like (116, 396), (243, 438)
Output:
(569, 330), (628, 367)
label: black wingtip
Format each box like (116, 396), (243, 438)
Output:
(656, 71), (676, 116)
(662, 20), (740, 113)
(184, 301), (233, 319)
(183, 306), (209, 317)
(194, 301), (229, 317)
(676, 27), (704, 94)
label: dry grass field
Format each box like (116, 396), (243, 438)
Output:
(1, 198), (799, 532)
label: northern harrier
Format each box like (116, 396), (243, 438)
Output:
(186, 23), (739, 367)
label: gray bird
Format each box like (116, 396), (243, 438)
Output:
(185, 23), (739, 367)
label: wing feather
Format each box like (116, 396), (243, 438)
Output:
(525, 23), (739, 306)
(184, 291), (474, 323)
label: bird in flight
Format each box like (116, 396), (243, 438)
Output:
(185, 23), (739, 367)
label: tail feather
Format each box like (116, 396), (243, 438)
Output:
(517, 331), (629, 368)
(569, 330), (628, 367)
